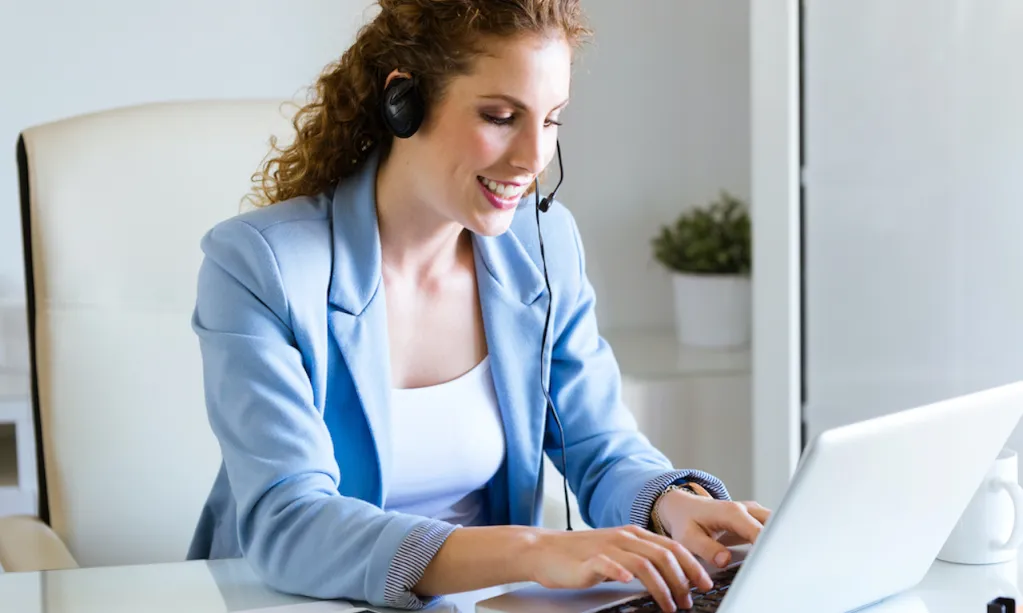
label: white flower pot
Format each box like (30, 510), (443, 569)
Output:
(670, 272), (751, 348)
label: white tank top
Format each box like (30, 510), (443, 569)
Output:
(384, 356), (506, 526)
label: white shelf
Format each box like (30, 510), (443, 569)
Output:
(0, 369), (29, 400)
(603, 328), (751, 381)
(0, 488), (35, 517)
(0, 401), (28, 424)
(0, 369), (30, 423)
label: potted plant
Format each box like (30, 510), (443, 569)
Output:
(651, 190), (751, 348)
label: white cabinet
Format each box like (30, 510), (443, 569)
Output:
(607, 329), (753, 502)
(541, 328), (753, 531)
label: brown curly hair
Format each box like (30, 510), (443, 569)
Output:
(248, 0), (592, 207)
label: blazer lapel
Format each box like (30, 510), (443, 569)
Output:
(472, 222), (549, 526)
(326, 153), (394, 503)
(323, 150), (551, 521)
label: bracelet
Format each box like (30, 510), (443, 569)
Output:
(650, 483), (700, 537)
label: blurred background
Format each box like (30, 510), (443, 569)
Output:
(1, 0), (1022, 564)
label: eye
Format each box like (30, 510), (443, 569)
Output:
(482, 113), (515, 126)
(481, 112), (563, 128)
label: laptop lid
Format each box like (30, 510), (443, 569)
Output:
(721, 381), (1023, 612)
(478, 381), (1023, 613)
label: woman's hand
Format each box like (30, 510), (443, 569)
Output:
(656, 487), (772, 570)
(523, 525), (714, 612)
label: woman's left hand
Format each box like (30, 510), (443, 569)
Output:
(655, 487), (772, 570)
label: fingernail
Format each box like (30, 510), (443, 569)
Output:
(714, 551), (730, 567)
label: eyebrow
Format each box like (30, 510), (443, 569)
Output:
(478, 93), (570, 114)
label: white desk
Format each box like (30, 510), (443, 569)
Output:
(0, 554), (1020, 613)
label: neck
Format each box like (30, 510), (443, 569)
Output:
(375, 148), (468, 280)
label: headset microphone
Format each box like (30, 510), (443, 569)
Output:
(536, 141), (564, 213)
(534, 140), (573, 531)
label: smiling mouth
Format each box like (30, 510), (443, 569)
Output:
(477, 176), (529, 200)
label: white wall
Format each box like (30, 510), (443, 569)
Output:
(0, 1), (751, 335)
(557, 1), (751, 331)
(0, 2), (756, 504)
(804, 3), (1023, 448)
(557, 1), (755, 501)
(0, 0), (369, 304)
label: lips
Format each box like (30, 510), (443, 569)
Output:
(477, 176), (528, 200)
(477, 176), (525, 210)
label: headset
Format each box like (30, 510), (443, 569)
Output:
(382, 75), (575, 531)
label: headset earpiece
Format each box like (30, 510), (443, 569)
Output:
(380, 75), (425, 139)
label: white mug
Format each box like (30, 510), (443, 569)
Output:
(938, 448), (1023, 564)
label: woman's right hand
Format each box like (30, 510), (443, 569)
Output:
(523, 525), (715, 612)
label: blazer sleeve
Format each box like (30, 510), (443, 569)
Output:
(192, 218), (455, 610)
(544, 214), (731, 531)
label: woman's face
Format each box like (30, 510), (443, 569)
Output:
(399, 33), (572, 237)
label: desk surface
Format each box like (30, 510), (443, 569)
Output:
(0, 554), (1020, 613)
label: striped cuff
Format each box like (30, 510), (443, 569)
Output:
(383, 520), (459, 610)
(629, 470), (731, 529)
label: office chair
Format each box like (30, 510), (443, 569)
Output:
(0, 100), (297, 570)
(0, 98), (585, 573)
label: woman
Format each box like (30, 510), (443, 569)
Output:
(187, 1), (770, 611)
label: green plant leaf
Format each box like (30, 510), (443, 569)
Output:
(651, 190), (751, 274)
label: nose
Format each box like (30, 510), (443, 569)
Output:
(509, 121), (552, 176)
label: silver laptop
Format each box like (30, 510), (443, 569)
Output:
(477, 381), (1023, 613)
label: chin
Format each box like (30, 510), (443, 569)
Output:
(466, 209), (517, 237)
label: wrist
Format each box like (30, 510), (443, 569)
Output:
(514, 526), (550, 584)
(653, 483), (706, 536)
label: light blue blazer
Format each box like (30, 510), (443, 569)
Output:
(186, 151), (729, 610)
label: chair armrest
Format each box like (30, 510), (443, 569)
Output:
(0, 515), (79, 572)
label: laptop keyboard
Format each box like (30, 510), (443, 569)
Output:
(594, 565), (740, 613)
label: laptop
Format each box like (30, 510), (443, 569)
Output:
(477, 381), (1023, 613)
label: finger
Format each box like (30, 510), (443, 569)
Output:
(742, 501), (772, 526)
(616, 551), (688, 612)
(680, 524), (733, 569)
(720, 501), (763, 544)
(618, 530), (707, 602)
(588, 553), (634, 584)
(641, 530), (714, 592)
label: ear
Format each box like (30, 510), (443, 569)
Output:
(384, 69), (412, 89)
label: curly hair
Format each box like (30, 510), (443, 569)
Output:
(248, 0), (592, 207)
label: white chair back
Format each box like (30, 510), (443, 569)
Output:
(18, 100), (296, 566)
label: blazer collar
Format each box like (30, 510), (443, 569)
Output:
(326, 150), (546, 313)
(471, 218), (546, 306)
(327, 152), (383, 315)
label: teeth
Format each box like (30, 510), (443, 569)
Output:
(479, 176), (525, 200)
